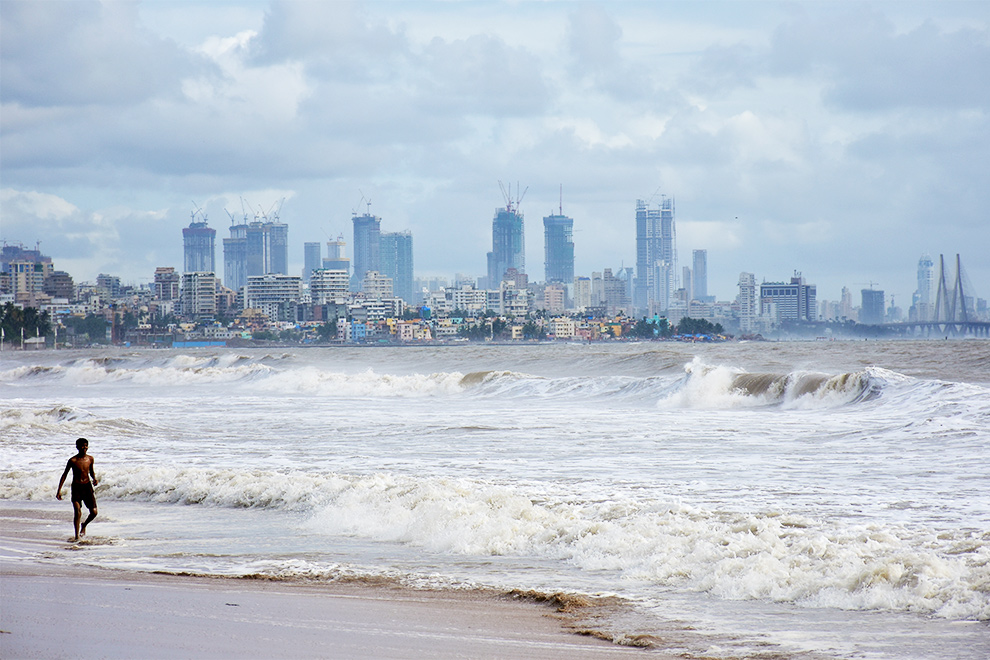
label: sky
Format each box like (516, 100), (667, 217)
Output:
(1, 0), (988, 307)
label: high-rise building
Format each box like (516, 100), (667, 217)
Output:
(352, 213), (381, 291)
(303, 242), (322, 285)
(693, 249), (708, 301)
(602, 268), (629, 316)
(573, 276), (592, 310)
(309, 269), (349, 305)
(362, 271), (393, 300)
(223, 217), (289, 292)
(265, 222), (289, 276)
(9, 260), (53, 306)
(323, 235), (350, 274)
(43, 271), (74, 301)
(760, 273), (817, 323)
(861, 289), (885, 325)
(487, 200), (525, 287)
(634, 197), (676, 314)
(543, 212), (574, 284)
(840, 286), (855, 321)
(911, 254), (935, 322)
(183, 216), (216, 274)
(153, 267), (180, 301)
(737, 272), (757, 333)
(245, 274), (302, 322)
(180, 272), (218, 320)
(96, 273), (122, 298)
(380, 231), (414, 305)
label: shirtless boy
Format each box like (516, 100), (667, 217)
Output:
(56, 437), (99, 541)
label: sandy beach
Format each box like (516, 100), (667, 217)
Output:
(1, 502), (651, 660)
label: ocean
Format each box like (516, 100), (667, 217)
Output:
(2, 340), (988, 658)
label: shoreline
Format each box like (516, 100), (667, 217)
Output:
(1, 501), (655, 659)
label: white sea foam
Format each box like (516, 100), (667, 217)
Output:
(6, 464), (986, 620)
(656, 357), (881, 410)
(4, 343), (989, 656)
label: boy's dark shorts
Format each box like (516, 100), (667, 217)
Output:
(71, 482), (96, 509)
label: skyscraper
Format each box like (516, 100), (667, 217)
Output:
(861, 289), (885, 325)
(223, 216), (289, 292)
(487, 199), (525, 287)
(266, 222), (289, 276)
(351, 213), (381, 291)
(183, 215), (216, 274)
(303, 242), (322, 285)
(634, 197), (676, 313)
(323, 235), (350, 274)
(543, 212), (574, 284)
(692, 249), (708, 301)
(737, 272), (757, 333)
(911, 254), (935, 322)
(380, 231), (414, 305)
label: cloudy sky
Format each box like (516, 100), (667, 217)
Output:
(2, 0), (987, 306)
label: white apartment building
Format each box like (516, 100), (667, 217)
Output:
(544, 284), (565, 314)
(310, 269), (349, 305)
(362, 271), (393, 300)
(180, 272), (219, 320)
(737, 272), (758, 334)
(573, 276), (591, 310)
(245, 274), (302, 321)
(549, 317), (576, 339)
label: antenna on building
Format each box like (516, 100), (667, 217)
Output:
(559, 184), (563, 216)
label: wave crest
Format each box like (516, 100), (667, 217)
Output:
(660, 358), (882, 409)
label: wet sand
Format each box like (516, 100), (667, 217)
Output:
(1, 502), (650, 659)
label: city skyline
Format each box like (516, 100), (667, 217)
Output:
(2, 1), (988, 305)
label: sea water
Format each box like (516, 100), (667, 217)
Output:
(2, 341), (988, 658)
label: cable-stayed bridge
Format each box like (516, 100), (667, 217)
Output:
(882, 254), (989, 337)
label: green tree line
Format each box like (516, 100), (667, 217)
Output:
(1, 303), (52, 343)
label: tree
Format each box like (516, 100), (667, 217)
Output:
(61, 314), (109, 344)
(676, 317), (723, 336)
(316, 320), (338, 342)
(121, 311), (139, 331)
(521, 320), (546, 340)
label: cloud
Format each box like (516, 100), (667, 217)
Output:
(0, 188), (175, 282)
(249, 0), (407, 78)
(0, 0), (206, 108)
(769, 9), (990, 111)
(0, 1), (987, 301)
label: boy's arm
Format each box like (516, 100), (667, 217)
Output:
(89, 460), (98, 486)
(56, 460), (71, 500)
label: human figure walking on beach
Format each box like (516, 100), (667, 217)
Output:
(56, 437), (98, 541)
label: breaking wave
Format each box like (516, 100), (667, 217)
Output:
(656, 357), (883, 409)
(0, 352), (956, 413)
(4, 464), (987, 621)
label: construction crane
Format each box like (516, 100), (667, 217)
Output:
(352, 190), (373, 216)
(190, 201), (207, 224)
(498, 180), (527, 213)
